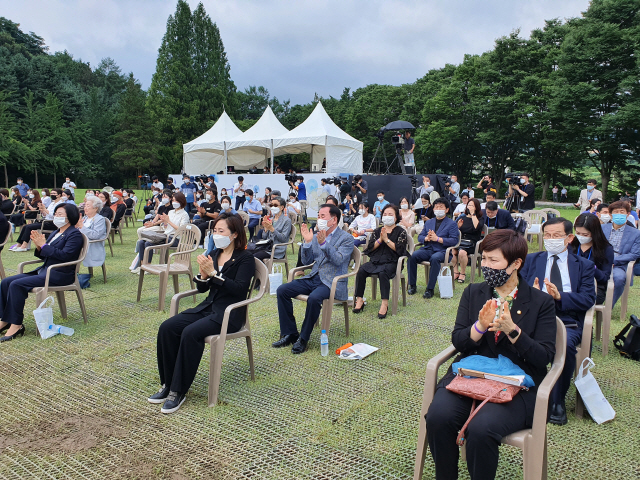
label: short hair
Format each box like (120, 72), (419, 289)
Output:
(359, 201), (370, 211)
(51, 188), (63, 197)
(238, 176), (244, 181)
(17, 177), (23, 180)
(587, 179), (597, 185)
(609, 200), (630, 213)
(63, 189), (72, 196)
(272, 189), (281, 196)
(460, 192), (470, 199)
(521, 172), (530, 178)
(213, 212), (247, 250)
(354, 175), (362, 181)
(0, 188), (9, 198)
(420, 194), (430, 201)
(162, 189), (173, 198)
(399, 197), (410, 206)
(486, 191), (496, 198)
(479, 229), (528, 272)
(54, 203), (80, 226)
(183, 174), (190, 179)
(377, 190), (385, 195)
(152, 175), (158, 181)
(433, 197), (450, 210)
(325, 195), (339, 206)
(542, 217), (573, 235)
(245, 189), (254, 197)
(173, 192), (187, 209)
(319, 204), (342, 221)
(85, 196), (104, 211)
(289, 192), (298, 199)
(272, 196), (286, 208)
(382, 204), (400, 222)
(485, 201), (498, 212)
(298, 176), (304, 181)
(220, 195), (231, 204)
(597, 203), (609, 213)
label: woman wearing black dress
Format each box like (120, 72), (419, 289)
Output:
(451, 198), (484, 283)
(352, 204), (407, 318)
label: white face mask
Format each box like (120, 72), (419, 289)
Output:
(123, 192), (128, 197)
(377, 196), (383, 201)
(161, 198), (170, 205)
(221, 202), (230, 210)
(316, 218), (329, 231)
(206, 194), (212, 201)
(637, 181), (640, 187)
(111, 196), (117, 203)
(544, 238), (567, 255)
(359, 209), (365, 215)
(520, 178), (526, 184)
(434, 209), (446, 218)
(53, 216), (68, 228)
(29, 193), (34, 199)
(270, 206), (280, 216)
(172, 202), (180, 209)
(184, 179), (190, 184)
(401, 204), (408, 209)
(221, 191), (227, 196)
(212, 234), (232, 249)
(600, 214), (611, 223)
(381, 215), (396, 226)
(575, 234), (592, 245)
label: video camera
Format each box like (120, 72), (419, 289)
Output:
(195, 174), (210, 184)
(505, 173), (523, 185)
(322, 177), (343, 185)
(285, 173), (301, 183)
(442, 175), (452, 187)
(391, 132), (405, 150)
(139, 174), (151, 184)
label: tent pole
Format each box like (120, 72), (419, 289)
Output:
(224, 142), (228, 173)
(271, 140), (274, 174)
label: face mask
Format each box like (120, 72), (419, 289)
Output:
(401, 204), (408, 210)
(62, 196), (69, 202)
(587, 185), (594, 190)
(172, 202), (181, 209)
(184, 179), (190, 184)
(221, 202), (230, 209)
(381, 216), (395, 226)
(161, 198), (169, 205)
(270, 206), (280, 216)
(359, 209), (365, 215)
(520, 178), (526, 184)
(29, 193), (34, 199)
(221, 191), (227, 196)
(600, 214), (611, 223)
(112, 196), (119, 203)
(377, 196), (383, 201)
(86, 193), (95, 198)
(316, 218), (329, 231)
(575, 234), (592, 245)
(544, 238), (567, 255)
(51, 195), (58, 200)
(612, 213), (627, 226)
(206, 194), (212, 201)
(53, 216), (68, 228)
(434, 210), (446, 218)
(481, 265), (513, 288)
(123, 192), (128, 197)
(637, 181), (640, 187)
(212, 234), (232, 249)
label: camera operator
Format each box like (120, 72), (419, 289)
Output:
(352, 175), (368, 199)
(417, 176), (434, 197)
(508, 173), (535, 211)
(403, 131), (415, 174)
(476, 175), (496, 198)
(338, 177), (351, 201)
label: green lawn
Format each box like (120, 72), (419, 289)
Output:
(0, 206), (638, 479)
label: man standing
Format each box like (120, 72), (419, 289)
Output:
(476, 175), (496, 198)
(552, 185), (559, 202)
(482, 201), (516, 231)
(62, 176), (76, 200)
(448, 175), (461, 205)
(180, 175), (198, 214)
(15, 177), (29, 198)
(403, 131), (415, 174)
(320, 178), (333, 200)
(574, 179), (602, 211)
(273, 205), (354, 354)
(520, 218), (596, 425)
(407, 198), (460, 299)
(296, 176), (307, 222)
(233, 176), (246, 211)
(509, 173), (535, 211)
(561, 186), (567, 202)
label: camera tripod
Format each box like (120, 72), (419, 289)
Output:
(367, 139), (407, 175)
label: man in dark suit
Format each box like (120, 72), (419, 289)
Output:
(407, 198), (460, 299)
(482, 201), (516, 231)
(0, 204), (84, 342)
(520, 217), (596, 425)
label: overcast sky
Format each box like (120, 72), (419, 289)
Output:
(3, 0), (591, 105)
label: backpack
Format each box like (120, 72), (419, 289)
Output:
(614, 315), (640, 361)
(514, 217), (528, 236)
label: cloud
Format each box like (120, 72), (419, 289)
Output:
(4, 0), (590, 104)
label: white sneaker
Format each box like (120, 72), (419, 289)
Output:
(131, 267), (140, 274)
(12, 247), (28, 252)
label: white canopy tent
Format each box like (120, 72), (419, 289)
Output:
(273, 102), (363, 174)
(183, 111), (242, 174)
(225, 105), (289, 173)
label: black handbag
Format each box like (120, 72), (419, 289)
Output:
(459, 239), (475, 249)
(614, 315), (640, 361)
(247, 239), (273, 253)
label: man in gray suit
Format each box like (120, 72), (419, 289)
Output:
(274, 204), (354, 354)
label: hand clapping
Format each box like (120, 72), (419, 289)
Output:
(196, 254), (215, 278)
(316, 229), (327, 245)
(543, 278), (561, 300)
(489, 302), (516, 334)
(300, 223), (313, 243)
(380, 228), (388, 243)
(477, 299), (497, 332)
(30, 230), (46, 248)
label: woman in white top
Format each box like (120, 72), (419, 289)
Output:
(78, 196), (107, 268)
(41, 188), (51, 208)
(349, 202), (377, 247)
(453, 192), (470, 219)
(398, 196), (415, 229)
(130, 192), (190, 273)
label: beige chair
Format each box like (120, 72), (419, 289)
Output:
(0, 223), (14, 279)
(594, 276), (615, 356)
(287, 211), (298, 253)
(619, 260), (636, 323)
(414, 318), (567, 480)
(574, 307), (594, 418)
(86, 218), (111, 283)
(468, 225), (490, 283)
(539, 208), (561, 218)
(287, 246), (361, 335)
(123, 204), (135, 227)
(429, 191), (440, 203)
(237, 210), (250, 234)
(136, 225), (201, 311)
(109, 216), (124, 244)
(370, 235), (414, 316)
(17, 234), (89, 325)
(523, 211), (547, 250)
(264, 224), (297, 279)
(169, 258), (268, 407)
(419, 231), (461, 292)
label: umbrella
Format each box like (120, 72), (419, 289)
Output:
(383, 120), (415, 131)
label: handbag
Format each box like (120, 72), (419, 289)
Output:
(247, 239), (273, 253)
(34, 296), (57, 339)
(269, 264), (283, 295)
(437, 266), (453, 299)
(140, 230), (168, 245)
(459, 238), (475, 249)
(614, 314), (640, 361)
(574, 358), (615, 424)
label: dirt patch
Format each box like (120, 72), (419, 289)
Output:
(2, 415), (126, 454)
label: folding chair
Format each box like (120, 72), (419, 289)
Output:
(86, 218), (111, 283)
(523, 211), (547, 250)
(420, 231), (461, 292)
(264, 224), (297, 280)
(370, 235), (414, 316)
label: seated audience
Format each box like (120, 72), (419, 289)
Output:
(10, 189), (40, 227)
(520, 217), (596, 425)
(273, 205), (353, 354)
(398, 196), (415, 229)
(193, 187), (221, 243)
(40, 188), (51, 208)
(479, 190), (497, 210)
(426, 229), (557, 480)
(340, 193), (357, 221)
(260, 187), (273, 206)
(407, 198), (460, 299)
(0, 211), (9, 251)
(78, 190), (96, 212)
(482, 201), (516, 231)
(353, 205), (407, 318)
(0, 204), (84, 342)
(251, 196), (292, 262)
(596, 203), (610, 224)
(139, 190), (174, 238)
(97, 191), (114, 221)
(571, 213), (614, 305)
(77, 196), (107, 270)
(415, 194), (433, 223)
(110, 191), (127, 228)
(451, 198), (485, 283)
(61, 189), (75, 204)
(11, 188), (64, 251)
(148, 213), (254, 413)
(452, 192), (470, 219)
(349, 202), (376, 247)
(584, 197), (601, 214)
(373, 190), (389, 218)
(243, 189), (262, 239)
(601, 201), (640, 306)
(0, 189), (15, 215)
(123, 189), (135, 209)
(286, 193), (301, 217)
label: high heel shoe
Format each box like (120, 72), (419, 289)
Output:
(0, 325), (25, 343)
(378, 306), (388, 319)
(0, 322), (9, 334)
(352, 302), (366, 314)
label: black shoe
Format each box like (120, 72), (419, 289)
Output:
(378, 305), (388, 319)
(0, 323), (9, 335)
(291, 337), (308, 354)
(423, 289), (434, 299)
(352, 302), (365, 314)
(161, 391), (186, 414)
(148, 385), (171, 404)
(549, 402), (568, 425)
(272, 333), (299, 348)
(0, 325), (25, 343)
(407, 285), (417, 295)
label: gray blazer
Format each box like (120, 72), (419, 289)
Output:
(257, 214), (292, 259)
(80, 214), (107, 267)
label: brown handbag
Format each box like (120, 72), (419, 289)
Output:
(446, 374), (525, 446)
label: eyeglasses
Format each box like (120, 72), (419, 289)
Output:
(543, 233), (567, 240)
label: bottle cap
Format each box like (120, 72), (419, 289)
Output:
(321, 330), (326, 334)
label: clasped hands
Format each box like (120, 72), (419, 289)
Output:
(30, 230), (46, 248)
(262, 218), (274, 232)
(197, 254), (215, 278)
(533, 277), (561, 300)
(425, 229), (439, 243)
(478, 299), (515, 334)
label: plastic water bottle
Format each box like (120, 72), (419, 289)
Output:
(48, 324), (74, 336)
(320, 330), (329, 357)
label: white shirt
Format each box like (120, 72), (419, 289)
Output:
(287, 201), (301, 214)
(453, 203), (467, 217)
(46, 200), (63, 220)
(542, 249), (572, 294)
(62, 181), (76, 193)
(233, 182), (245, 196)
(350, 214), (376, 234)
(153, 182), (164, 190)
(636, 189), (640, 209)
(164, 208), (190, 236)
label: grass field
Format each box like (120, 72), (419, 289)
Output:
(0, 202), (638, 480)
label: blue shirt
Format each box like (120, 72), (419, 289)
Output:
(297, 182), (307, 201)
(180, 182), (198, 203)
(16, 183), (29, 197)
(373, 199), (389, 218)
(243, 198), (262, 220)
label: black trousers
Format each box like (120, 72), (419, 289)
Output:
(194, 220), (209, 244)
(354, 263), (395, 300)
(426, 382), (529, 480)
(276, 275), (330, 341)
(0, 273), (59, 325)
(156, 310), (240, 394)
(252, 250), (271, 261)
(17, 222), (42, 244)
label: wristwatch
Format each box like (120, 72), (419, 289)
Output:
(385, 238), (390, 244)
(508, 325), (521, 339)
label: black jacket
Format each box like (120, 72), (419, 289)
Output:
(482, 209), (516, 231)
(30, 227), (85, 285)
(183, 249), (255, 333)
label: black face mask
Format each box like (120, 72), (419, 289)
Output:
(481, 265), (514, 289)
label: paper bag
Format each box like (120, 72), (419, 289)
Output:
(438, 266), (453, 299)
(574, 358), (616, 424)
(269, 264), (283, 295)
(34, 296), (58, 339)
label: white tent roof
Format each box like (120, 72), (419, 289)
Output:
(183, 110), (241, 153)
(273, 102), (363, 173)
(226, 105), (289, 151)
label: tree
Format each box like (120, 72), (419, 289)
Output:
(0, 90), (27, 186)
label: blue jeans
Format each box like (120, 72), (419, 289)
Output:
(407, 245), (446, 291)
(247, 217), (259, 239)
(276, 275), (330, 342)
